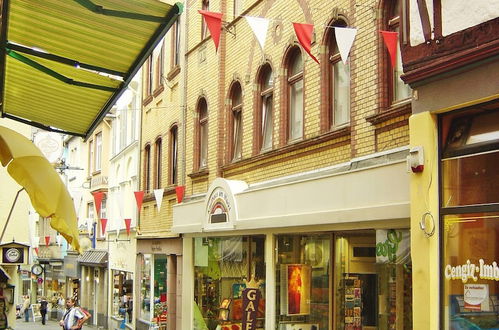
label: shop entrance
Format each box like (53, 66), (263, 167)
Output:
(334, 232), (412, 330)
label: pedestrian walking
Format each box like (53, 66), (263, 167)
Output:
(59, 297), (89, 330)
(40, 296), (48, 325)
(21, 295), (30, 322)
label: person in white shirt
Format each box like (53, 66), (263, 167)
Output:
(59, 298), (88, 330)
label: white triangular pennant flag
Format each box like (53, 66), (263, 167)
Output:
(154, 189), (164, 211)
(245, 16), (270, 51)
(334, 27), (357, 64)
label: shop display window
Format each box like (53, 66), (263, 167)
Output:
(140, 254), (152, 321)
(334, 232), (412, 330)
(440, 105), (499, 329)
(153, 254), (168, 326)
(139, 254), (168, 326)
(276, 235), (330, 330)
(442, 213), (499, 329)
(112, 270), (133, 322)
(194, 236), (265, 330)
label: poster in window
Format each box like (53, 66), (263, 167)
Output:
(280, 264), (311, 316)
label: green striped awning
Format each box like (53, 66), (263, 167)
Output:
(0, 0), (182, 138)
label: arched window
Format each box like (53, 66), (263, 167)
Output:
(143, 144), (151, 192)
(256, 64), (274, 152)
(197, 98), (208, 169)
(328, 21), (350, 127)
(229, 82), (243, 161)
(154, 137), (162, 189)
(387, 0), (411, 103)
(287, 47), (304, 142)
(169, 125), (178, 185)
(201, 0), (209, 40)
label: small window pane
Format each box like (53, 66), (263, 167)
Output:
(200, 122), (208, 167)
(233, 111), (242, 160)
(333, 61), (350, 126)
(171, 127), (178, 185)
(290, 53), (303, 76)
(263, 68), (273, 90)
(289, 80), (303, 140)
(262, 95), (273, 151)
(393, 28), (411, 102)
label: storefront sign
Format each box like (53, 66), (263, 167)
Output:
(464, 284), (489, 311)
(242, 287), (261, 330)
(203, 178), (247, 230)
(207, 188), (231, 223)
(444, 259), (499, 282)
(375, 229), (410, 264)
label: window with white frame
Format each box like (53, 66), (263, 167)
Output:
(95, 132), (102, 172)
(287, 48), (304, 142)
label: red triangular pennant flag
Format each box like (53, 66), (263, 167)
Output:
(134, 191), (145, 210)
(199, 10), (223, 52)
(175, 186), (186, 203)
(34, 247), (39, 255)
(100, 218), (108, 235)
(93, 191), (105, 216)
(124, 219), (132, 236)
(380, 31), (398, 68)
(292, 23), (319, 64)
(45, 236), (51, 246)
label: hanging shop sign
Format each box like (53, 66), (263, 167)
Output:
(375, 229), (410, 264)
(0, 242), (29, 265)
(444, 259), (499, 282)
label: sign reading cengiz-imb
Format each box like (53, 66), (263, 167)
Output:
(445, 259), (499, 282)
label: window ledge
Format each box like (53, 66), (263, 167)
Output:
(152, 84), (165, 97)
(166, 66), (181, 81)
(222, 127), (351, 172)
(366, 101), (412, 125)
(143, 95), (153, 106)
(188, 168), (209, 179)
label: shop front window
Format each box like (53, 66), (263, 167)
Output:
(140, 254), (152, 321)
(441, 106), (499, 329)
(334, 232), (412, 330)
(194, 236), (265, 330)
(276, 234), (330, 330)
(153, 254), (168, 326)
(443, 212), (499, 329)
(112, 271), (133, 322)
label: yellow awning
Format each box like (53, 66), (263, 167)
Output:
(0, 0), (181, 138)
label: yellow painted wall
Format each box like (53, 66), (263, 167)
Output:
(409, 112), (439, 329)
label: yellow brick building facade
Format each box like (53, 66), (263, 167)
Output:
(136, 3), (184, 329)
(173, 0), (413, 329)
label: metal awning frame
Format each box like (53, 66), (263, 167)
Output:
(0, 0), (182, 139)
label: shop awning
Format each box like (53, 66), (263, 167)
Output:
(0, 0), (182, 139)
(78, 249), (108, 266)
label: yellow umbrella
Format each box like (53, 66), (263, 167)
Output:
(0, 126), (80, 253)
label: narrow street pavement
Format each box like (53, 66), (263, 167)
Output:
(14, 319), (98, 330)
(14, 319), (61, 330)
